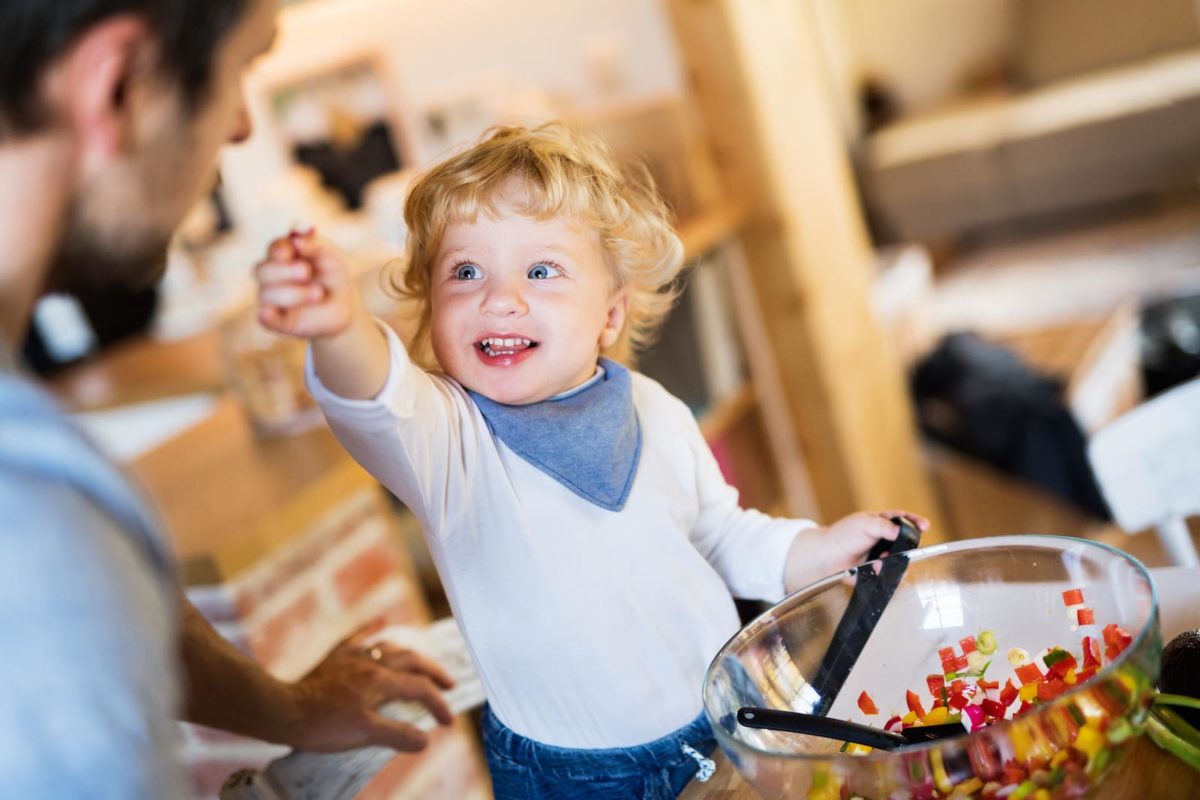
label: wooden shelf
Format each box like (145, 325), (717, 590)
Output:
(678, 201), (747, 262)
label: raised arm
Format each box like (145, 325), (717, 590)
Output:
(255, 229), (390, 399)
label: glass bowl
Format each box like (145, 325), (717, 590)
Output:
(703, 535), (1160, 799)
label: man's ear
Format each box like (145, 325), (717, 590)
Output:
(599, 290), (630, 349)
(46, 15), (155, 166)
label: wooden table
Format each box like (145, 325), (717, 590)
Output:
(682, 566), (1200, 799)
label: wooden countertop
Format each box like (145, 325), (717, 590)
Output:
(51, 328), (227, 412)
(49, 327), (373, 585)
(129, 394), (371, 585)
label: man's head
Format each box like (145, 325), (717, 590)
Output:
(0, 0), (277, 295)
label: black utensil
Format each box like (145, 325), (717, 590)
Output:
(808, 516), (923, 717)
(737, 706), (963, 751)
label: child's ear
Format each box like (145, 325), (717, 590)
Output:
(599, 291), (629, 349)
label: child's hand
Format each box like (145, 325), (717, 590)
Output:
(786, 510), (930, 592)
(254, 228), (361, 340)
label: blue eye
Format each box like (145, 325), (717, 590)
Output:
(528, 262), (560, 280)
(453, 262), (481, 280)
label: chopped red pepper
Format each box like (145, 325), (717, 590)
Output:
(1102, 624), (1132, 660)
(977, 678), (1000, 690)
(926, 673), (945, 697)
(960, 635), (977, 654)
(1062, 587), (1085, 606)
(1037, 677), (1068, 702)
(1016, 700), (1035, 716)
(1082, 636), (1101, 670)
(938, 645), (956, 662)
(906, 689), (926, 717)
(950, 654), (970, 673)
(951, 679), (966, 694)
(857, 690), (879, 715)
(981, 698), (1007, 719)
(1076, 607), (1095, 625)
(1074, 666), (1097, 684)
(1000, 679), (1019, 707)
(1015, 662), (1044, 685)
(948, 692), (969, 711)
(1003, 762), (1026, 784)
(1048, 652), (1077, 680)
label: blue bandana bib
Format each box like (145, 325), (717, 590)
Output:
(467, 358), (642, 511)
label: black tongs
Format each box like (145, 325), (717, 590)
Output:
(807, 516), (922, 717)
(736, 706), (962, 751)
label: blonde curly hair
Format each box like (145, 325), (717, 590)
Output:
(391, 122), (685, 367)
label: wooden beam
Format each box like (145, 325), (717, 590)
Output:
(665, 0), (942, 529)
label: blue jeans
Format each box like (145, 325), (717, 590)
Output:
(482, 705), (718, 799)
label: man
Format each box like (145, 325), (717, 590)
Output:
(0, 1), (454, 796)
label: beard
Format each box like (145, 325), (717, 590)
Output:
(44, 198), (173, 296)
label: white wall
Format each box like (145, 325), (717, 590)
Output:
(840, 0), (1013, 114)
(219, 0), (686, 242)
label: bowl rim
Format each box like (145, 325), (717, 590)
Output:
(703, 534), (1161, 764)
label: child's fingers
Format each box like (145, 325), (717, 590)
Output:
(880, 510), (930, 533)
(267, 236), (298, 262)
(259, 282), (326, 309)
(291, 234), (351, 291)
(254, 259), (313, 287)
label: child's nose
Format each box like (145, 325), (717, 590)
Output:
(481, 279), (528, 317)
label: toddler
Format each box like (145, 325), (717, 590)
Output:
(254, 123), (927, 799)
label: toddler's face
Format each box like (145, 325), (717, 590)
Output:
(428, 203), (627, 405)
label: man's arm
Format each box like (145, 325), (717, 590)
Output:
(178, 592), (456, 752)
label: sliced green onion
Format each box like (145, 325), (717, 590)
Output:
(1155, 693), (1200, 712)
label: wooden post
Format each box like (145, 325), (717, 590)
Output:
(665, 0), (942, 528)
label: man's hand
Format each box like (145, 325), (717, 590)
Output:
(785, 510), (930, 593)
(283, 625), (456, 753)
(180, 596), (455, 754)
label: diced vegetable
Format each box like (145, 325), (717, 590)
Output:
(1077, 607), (1095, 625)
(1016, 662), (1044, 685)
(857, 690), (878, 715)
(1082, 636), (1101, 670)
(1102, 624), (1133, 660)
(906, 689), (926, 718)
(1062, 587), (1085, 606)
(977, 629), (998, 655)
(1008, 647), (1030, 666)
(1036, 678), (1067, 702)
(960, 635), (977, 655)
(981, 698), (1007, 719)
(926, 673), (945, 697)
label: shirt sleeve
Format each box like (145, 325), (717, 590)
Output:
(682, 404), (818, 602)
(0, 476), (187, 800)
(304, 320), (481, 531)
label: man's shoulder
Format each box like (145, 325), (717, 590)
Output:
(0, 466), (173, 596)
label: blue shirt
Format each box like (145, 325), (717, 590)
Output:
(0, 352), (186, 798)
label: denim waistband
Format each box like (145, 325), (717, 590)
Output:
(481, 705), (716, 780)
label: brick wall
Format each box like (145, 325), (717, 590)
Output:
(182, 486), (491, 799)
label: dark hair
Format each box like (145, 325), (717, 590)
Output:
(0, 0), (249, 137)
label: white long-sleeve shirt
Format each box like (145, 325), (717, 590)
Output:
(307, 324), (814, 747)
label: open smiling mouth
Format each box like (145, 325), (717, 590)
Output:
(476, 337), (540, 358)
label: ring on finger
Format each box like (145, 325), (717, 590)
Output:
(368, 646), (384, 662)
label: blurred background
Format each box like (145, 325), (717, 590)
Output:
(30, 1), (1200, 796)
